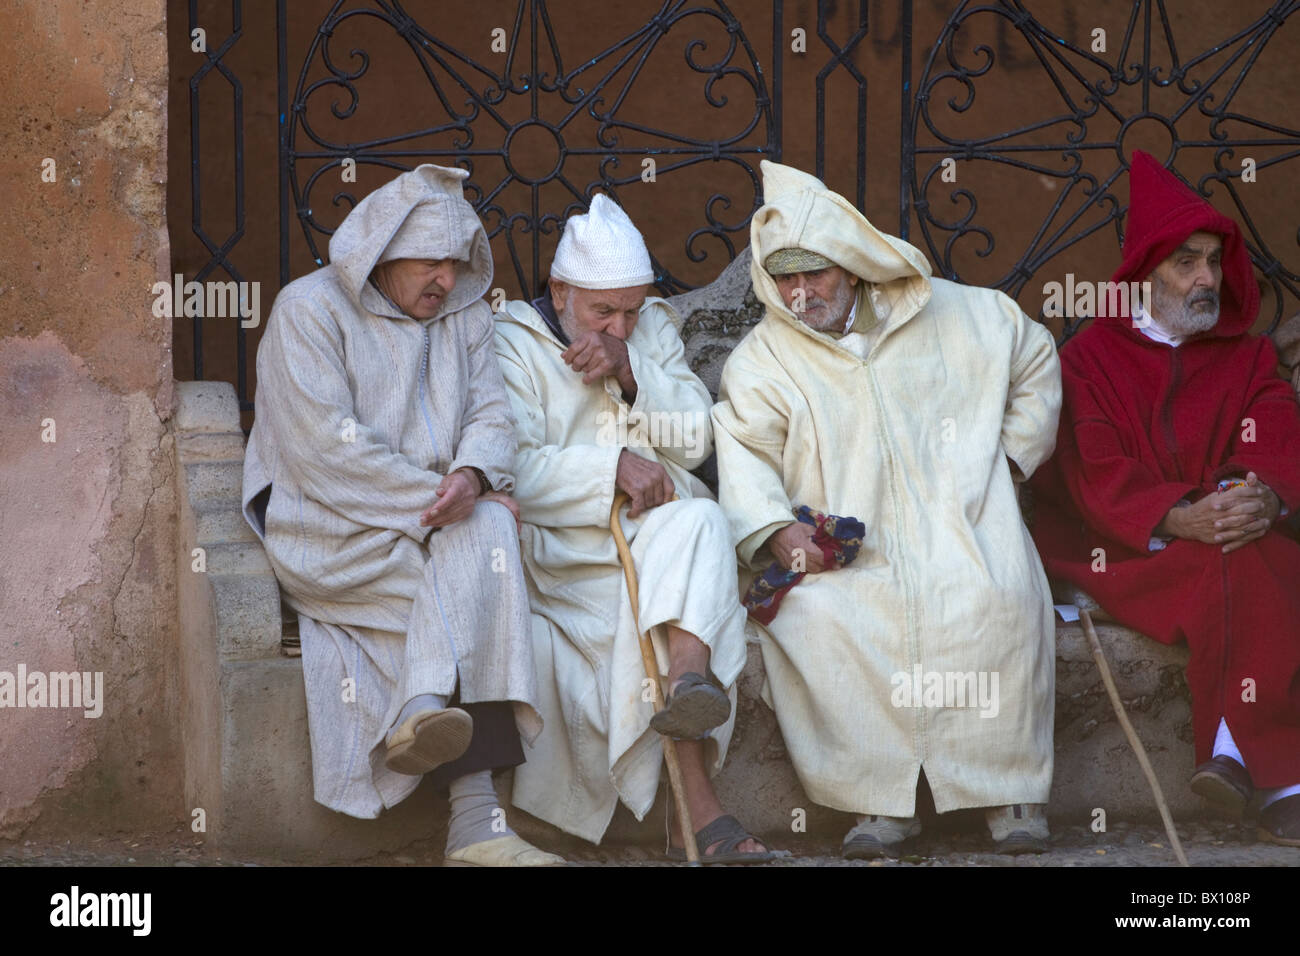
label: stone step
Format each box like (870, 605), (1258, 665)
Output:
(197, 629), (1198, 859)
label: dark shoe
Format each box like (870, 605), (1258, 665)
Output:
(1257, 794), (1300, 847)
(649, 671), (730, 740)
(665, 814), (777, 864)
(1190, 755), (1254, 813)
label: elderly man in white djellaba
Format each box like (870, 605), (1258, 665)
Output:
(494, 194), (774, 863)
(712, 160), (1062, 859)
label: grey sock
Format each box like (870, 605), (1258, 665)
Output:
(445, 770), (513, 854)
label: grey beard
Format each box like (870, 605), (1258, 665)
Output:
(1150, 287), (1219, 337)
(799, 282), (856, 332)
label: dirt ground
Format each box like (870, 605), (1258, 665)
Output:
(3, 816), (1295, 867)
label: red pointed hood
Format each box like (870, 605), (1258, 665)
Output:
(1105, 150), (1259, 337)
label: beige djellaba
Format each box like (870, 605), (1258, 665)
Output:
(241, 165), (541, 819)
(711, 160), (1062, 818)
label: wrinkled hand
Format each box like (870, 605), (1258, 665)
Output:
(420, 468), (480, 529)
(1216, 472), (1280, 554)
(616, 448), (675, 518)
(1157, 472), (1280, 553)
(562, 330), (636, 393)
(1157, 494), (1229, 546)
(767, 522), (827, 573)
(479, 490), (522, 535)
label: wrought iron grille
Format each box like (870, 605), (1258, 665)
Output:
(905, 0), (1300, 339)
(280, 0), (782, 301)
(180, 0), (1300, 411)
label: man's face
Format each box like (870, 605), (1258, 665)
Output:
(372, 258), (458, 319)
(1148, 230), (1223, 336)
(773, 265), (860, 332)
(550, 280), (647, 341)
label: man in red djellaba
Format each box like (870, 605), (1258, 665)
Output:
(1030, 150), (1300, 846)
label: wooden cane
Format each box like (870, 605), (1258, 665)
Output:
(610, 491), (700, 865)
(1079, 607), (1189, 867)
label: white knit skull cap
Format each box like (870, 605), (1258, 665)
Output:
(551, 193), (655, 289)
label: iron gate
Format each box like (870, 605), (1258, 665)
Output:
(181, 0), (1300, 411)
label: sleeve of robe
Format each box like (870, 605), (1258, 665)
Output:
(1052, 354), (1201, 553)
(446, 303), (520, 494)
(256, 295), (443, 544)
(621, 302), (715, 472)
(1211, 336), (1300, 511)
(999, 294), (1063, 482)
(711, 341), (798, 567)
(495, 338), (623, 529)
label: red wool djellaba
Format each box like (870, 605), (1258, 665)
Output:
(1028, 150), (1300, 787)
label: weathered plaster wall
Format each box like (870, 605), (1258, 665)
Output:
(0, 0), (179, 837)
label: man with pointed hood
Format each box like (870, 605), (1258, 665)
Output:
(712, 160), (1062, 858)
(1030, 151), (1300, 846)
(494, 194), (771, 862)
(242, 164), (562, 866)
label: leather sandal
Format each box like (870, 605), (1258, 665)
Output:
(666, 813), (776, 864)
(649, 671), (730, 740)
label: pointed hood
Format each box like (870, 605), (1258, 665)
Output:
(750, 160), (932, 334)
(327, 164), (494, 321)
(1107, 150), (1258, 336)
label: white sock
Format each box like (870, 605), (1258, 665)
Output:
(386, 693), (447, 743)
(1212, 717), (1244, 765)
(1260, 783), (1300, 808)
(446, 770), (513, 854)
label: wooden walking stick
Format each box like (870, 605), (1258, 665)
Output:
(1079, 606), (1189, 867)
(610, 491), (700, 865)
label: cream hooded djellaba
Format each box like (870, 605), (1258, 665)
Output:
(711, 160), (1062, 817)
(241, 164), (541, 819)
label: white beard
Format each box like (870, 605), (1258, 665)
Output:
(798, 280), (857, 332)
(1150, 280), (1219, 336)
(555, 301), (582, 343)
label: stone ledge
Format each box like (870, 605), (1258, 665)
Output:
(174, 381), (242, 434)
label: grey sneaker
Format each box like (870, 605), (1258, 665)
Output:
(842, 814), (922, 860)
(985, 804), (1049, 855)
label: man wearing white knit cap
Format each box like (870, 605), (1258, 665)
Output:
(494, 194), (772, 861)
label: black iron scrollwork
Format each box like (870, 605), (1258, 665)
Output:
(907, 0), (1300, 342)
(282, 0), (779, 298)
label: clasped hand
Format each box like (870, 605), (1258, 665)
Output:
(1160, 471), (1280, 553)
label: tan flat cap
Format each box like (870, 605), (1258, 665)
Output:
(763, 247), (837, 276)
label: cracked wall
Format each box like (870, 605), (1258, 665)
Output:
(0, 0), (178, 837)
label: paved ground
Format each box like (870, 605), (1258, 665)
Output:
(2, 817), (1295, 866)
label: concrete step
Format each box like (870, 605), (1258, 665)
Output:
(197, 629), (1196, 860)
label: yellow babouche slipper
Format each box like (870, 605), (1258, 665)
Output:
(443, 835), (567, 867)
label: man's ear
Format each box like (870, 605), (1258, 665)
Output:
(549, 278), (568, 313)
(848, 272), (861, 287)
